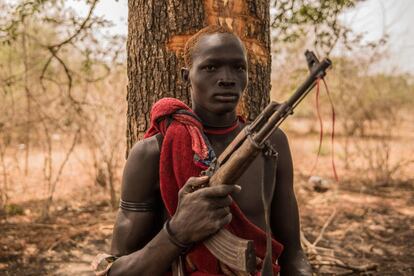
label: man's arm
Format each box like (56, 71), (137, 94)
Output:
(109, 135), (182, 275)
(108, 136), (238, 276)
(270, 130), (312, 275)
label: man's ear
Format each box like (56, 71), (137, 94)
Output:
(181, 67), (189, 83)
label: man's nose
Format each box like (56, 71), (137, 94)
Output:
(218, 66), (236, 88)
(218, 79), (236, 88)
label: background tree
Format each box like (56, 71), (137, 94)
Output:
(271, 0), (370, 55)
(0, 0), (126, 214)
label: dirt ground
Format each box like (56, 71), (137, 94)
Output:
(1, 130), (413, 275)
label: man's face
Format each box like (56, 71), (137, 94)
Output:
(187, 33), (248, 115)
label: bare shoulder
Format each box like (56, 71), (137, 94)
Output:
(121, 134), (162, 202)
(268, 128), (294, 186)
(269, 128), (291, 155)
(111, 134), (163, 256)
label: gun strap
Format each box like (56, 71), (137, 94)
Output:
(261, 143), (278, 276)
(172, 256), (185, 276)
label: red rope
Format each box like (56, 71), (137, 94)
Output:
(310, 78), (339, 182)
(323, 78), (339, 182)
(310, 79), (323, 176)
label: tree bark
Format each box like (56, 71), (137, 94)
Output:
(127, 0), (271, 155)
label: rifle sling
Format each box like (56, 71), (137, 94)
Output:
(261, 144), (278, 276)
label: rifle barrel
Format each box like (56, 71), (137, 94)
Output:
(253, 58), (332, 144)
(286, 58), (331, 107)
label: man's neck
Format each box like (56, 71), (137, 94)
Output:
(192, 106), (237, 128)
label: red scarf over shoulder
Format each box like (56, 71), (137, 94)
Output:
(144, 98), (283, 275)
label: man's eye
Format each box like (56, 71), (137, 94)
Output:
(204, 65), (216, 71)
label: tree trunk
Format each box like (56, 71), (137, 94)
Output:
(127, 0), (271, 155)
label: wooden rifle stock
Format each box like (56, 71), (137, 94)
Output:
(199, 51), (332, 273)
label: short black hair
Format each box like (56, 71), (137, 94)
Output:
(184, 25), (242, 67)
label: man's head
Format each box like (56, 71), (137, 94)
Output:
(182, 25), (248, 117)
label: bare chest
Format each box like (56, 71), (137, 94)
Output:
(231, 154), (268, 230)
(209, 135), (271, 231)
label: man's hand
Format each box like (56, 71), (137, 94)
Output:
(169, 176), (241, 244)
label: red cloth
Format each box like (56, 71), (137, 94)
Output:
(145, 98), (284, 275)
(144, 97), (209, 161)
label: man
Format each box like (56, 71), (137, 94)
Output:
(101, 25), (312, 275)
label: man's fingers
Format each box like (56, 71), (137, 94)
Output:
(214, 207), (231, 218)
(196, 184), (241, 198)
(181, 176), (210, 193)
(211, 197), (232, 208)
(219, 213), (233, 228)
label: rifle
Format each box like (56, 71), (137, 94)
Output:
(197, 50), (332, 273)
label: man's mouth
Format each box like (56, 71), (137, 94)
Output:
(213, 93), (239, 102)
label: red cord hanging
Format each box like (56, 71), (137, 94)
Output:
(310, 78), (339, 182)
